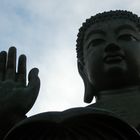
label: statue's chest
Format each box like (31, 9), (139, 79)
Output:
(90, 93), (140, 128)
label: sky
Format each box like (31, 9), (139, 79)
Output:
(0, 0), (140, 116)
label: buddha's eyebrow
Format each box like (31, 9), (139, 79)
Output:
(115, 24), (137, 34)
(85, 30), (106, 41)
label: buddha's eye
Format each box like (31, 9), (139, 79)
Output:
(118, 34), (137, 41)
(88, 39), (105, 48)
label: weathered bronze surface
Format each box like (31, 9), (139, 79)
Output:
(1, 10), (140, 139)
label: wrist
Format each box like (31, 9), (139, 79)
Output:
(0, 112), (27, 139)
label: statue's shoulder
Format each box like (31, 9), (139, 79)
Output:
(4, 107), (140, 140)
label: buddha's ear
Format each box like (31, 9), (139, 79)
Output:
(77, 61), (94, 103)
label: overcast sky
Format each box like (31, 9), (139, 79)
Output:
(0, 0), (140, 116)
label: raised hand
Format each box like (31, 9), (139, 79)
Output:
(0, 47), (40, 116)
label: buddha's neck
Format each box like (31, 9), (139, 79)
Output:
(97, 85), (140, 102)
(92, 85), (140, 128)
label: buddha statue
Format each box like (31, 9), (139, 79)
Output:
(1, 10), (140, 140)
(77, 10), (140, 129)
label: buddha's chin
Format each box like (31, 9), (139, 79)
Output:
(104, 62), (127, 77)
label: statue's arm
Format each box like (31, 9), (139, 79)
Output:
(0, 47), (40, 138)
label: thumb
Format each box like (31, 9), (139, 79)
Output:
(28, 68), (40, 86)
(27, 67), (40, 97)
(25, 68), (40, 113)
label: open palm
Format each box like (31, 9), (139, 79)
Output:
(0, 47), (40, 116)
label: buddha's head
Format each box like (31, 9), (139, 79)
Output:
(76, 10), (140, 103)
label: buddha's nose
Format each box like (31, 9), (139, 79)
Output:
(105, 43), (121, 53)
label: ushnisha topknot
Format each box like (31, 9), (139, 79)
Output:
(76, 10), (140, 65)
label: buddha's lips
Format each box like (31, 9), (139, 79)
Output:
(104, 54), (125, 64)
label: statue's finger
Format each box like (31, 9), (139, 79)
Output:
(6, 47), (16, 80)
(27, 68), (40, 89)
(24, 68), (40, 113)
(0, 51), (7, 80)
(17, 55), (26, 86)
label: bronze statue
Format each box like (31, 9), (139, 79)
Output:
(1, 10), (140, 140)
(0, 47), (40, 139)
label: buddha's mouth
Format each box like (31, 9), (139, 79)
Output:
(104, 54), (125, 64)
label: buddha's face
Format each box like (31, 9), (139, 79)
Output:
(83, 19), (140, 91)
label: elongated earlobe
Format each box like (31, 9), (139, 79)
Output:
(84, 78), (95, 103)
(77, 61), (95, 103)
